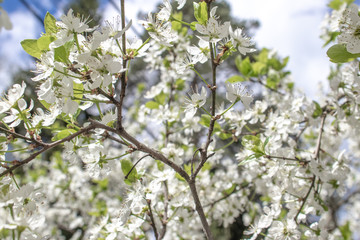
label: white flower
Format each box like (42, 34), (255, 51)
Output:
(225, 82), (253, 108)
(229, 26), (256, 55)
(58, 9), (94, 33)
(3, 99), (34, 128)
(338, 3), (360, 54)
(187, 39), (209, 64)
(157, 0), (172, 21)
(175, 0), (186, 10)
(196, 18), (230, 43)
(0, 82), (26, 114)
(184, 86), (207, 117)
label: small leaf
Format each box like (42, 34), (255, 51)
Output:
(121, 159), (138, 185)
(52, 129), (77, 141)
(339, 222), (352, 240)
(44, 12), (57, 34)
(251, 62), (267, 76)
(193, 2), (208, 25)
(226, 75), (245, 83)
(199, 115), (221, 133)
(145, 101), (159, 109)
(218, 132), (232, 140)
(54, 41), (73, 64)
(312, 101), (323, 119)
(21, 39), (42, 59)
(327, 44), (360, 63)
(37, 35), (55, 51)
(154, 91), (167, 105)
(238, 57), (252, 76)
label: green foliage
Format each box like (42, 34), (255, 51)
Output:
(193, 2), (208, 25)
(327, 44), (360, 63)
(339, 222), (352, 240)
(121, 159), (138, 185)
(21, 39), (42, 59)
(328, 0), (354, 10)
(226, 75), (245, 83)
(52, 129), (77, 141)
(239, 135), (269, 165)
(44, 12), (57, 34)
(312, 101), (323, 119)
(54, 41), (73, 64)
(199, 114), (222, 133)
(145, 101), (160, 109)
(37, 35), (55, 51)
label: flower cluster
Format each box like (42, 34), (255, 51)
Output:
(0, 0), (359, 239)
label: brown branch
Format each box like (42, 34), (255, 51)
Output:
(0, 122), (101, 178)
(115, 127), (190, 182)
(294, 176), (315, 223)
(146, 199), (159, 240)
(159, 181), (169, 239)
(188, 179), (214, 240)
(294, 113), (327, 223)
(117, 0), (128, 130)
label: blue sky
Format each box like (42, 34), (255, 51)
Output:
(1, 0), (358, 99)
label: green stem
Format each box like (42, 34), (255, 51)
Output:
(54, 69), (82, 79)
(96, 102), (103, 118)
(214, 139), (234, 151)
(11, 175), (20, 190)
(220, 100), (239, 116)
(171, 17), (191, 26)
(104, 152), (130, 161)
(73, 31), (82, 54)
(0, 147), (29, 153)
(201, 107), (212, 116)
(136, 37), (150, 52)
(192, 68), (209, 86)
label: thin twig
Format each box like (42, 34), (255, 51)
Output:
(124, 154), (150, 179)
(146, 199), (159, 240)
(159, 181), (169, 239)
(0, 122), (100, 178)
(265, 155), (310, 163)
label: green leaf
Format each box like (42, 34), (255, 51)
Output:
(241, 135), (265, 156)
(44, 12), (57, 34)
(312, 101), (323, 119)
(154, 91), (167, 105)
(73, 82), (84, 102)
(226, 75), (245, 83)
(39, 100), (51, 110)
(193, 2), (208, 25)
(327, 44), (360, 63)
(339, 222), (352, 240)
(37, 35), (55, 51)
(328, 0), (354, 10)
(258, 48), (269, 63)
(121, 159), (138, 185)
(21, 39), (42, 59)
(54, 41), (73, 63)
(199, 114), (222, 133)
(145, 101), (159, 109)
(238, 57), (252, 76)
(52, 129), (77, 141)
(190, 21), (198, 31)
(251, 62), (267, 76)
(156, 160), (164, 171)
(235, 55), (242, 71)
(218, 132), (232, 140)
(223, 184), (236, 195)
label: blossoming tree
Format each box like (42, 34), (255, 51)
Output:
(0, 0), (360, 239)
